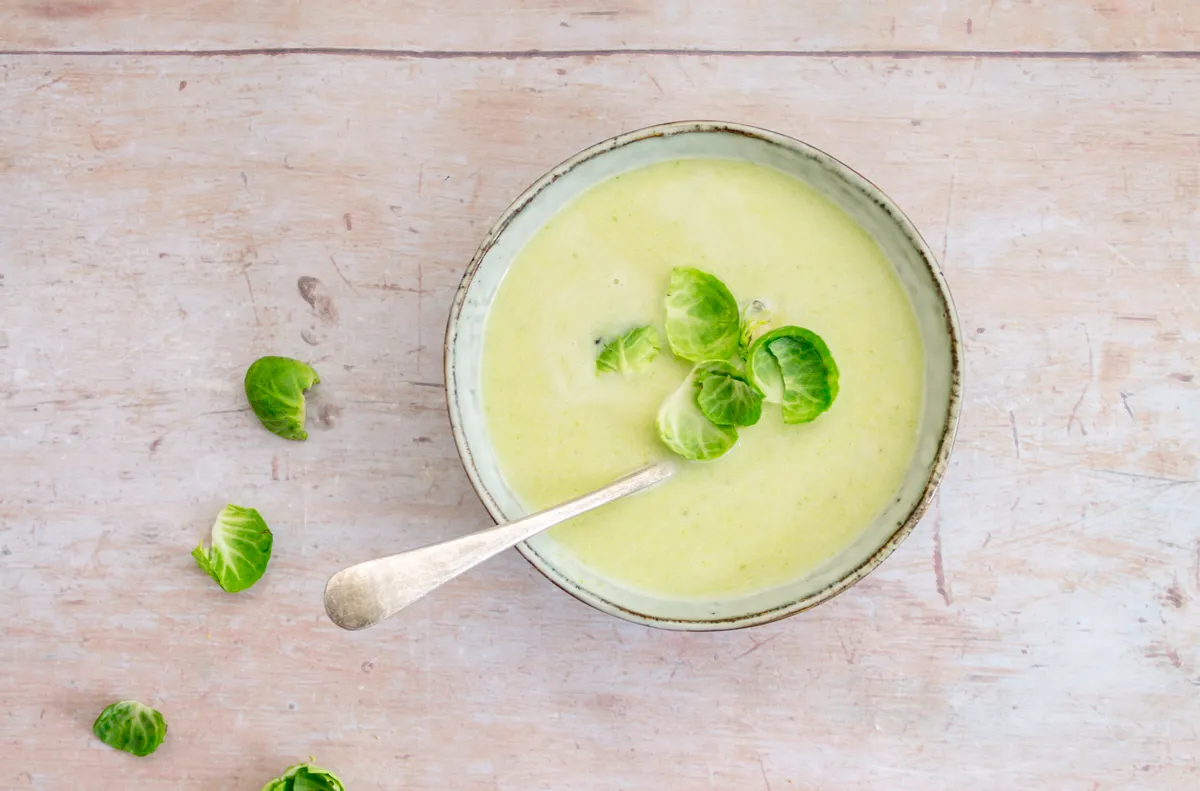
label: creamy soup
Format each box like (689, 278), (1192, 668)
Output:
(482, 158), (923, 599)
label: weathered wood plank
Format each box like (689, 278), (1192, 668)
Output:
(2, 1), (1198, 54)
(1, 53), (1199, 789)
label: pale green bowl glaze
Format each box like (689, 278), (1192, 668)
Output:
(444, 121), (962, 631)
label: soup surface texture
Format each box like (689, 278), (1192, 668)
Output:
(482, 158), (923, 599)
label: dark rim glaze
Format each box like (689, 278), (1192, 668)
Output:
(444, 121), (964, 631)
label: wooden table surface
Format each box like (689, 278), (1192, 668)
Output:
(3, 3), (1199, 789)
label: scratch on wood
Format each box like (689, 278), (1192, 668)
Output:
(932, 495), (952, 605)
(758, 757), (773, 791)
(1008, 410), (1020, 458)
(1101, 238), (1136, 268)
(416, 262), (424, 376)
(1120, 391), (1135, 419)
(200, 406), (252, 416)
(1066, 325), (1092, 436)
(1175, 279), (1199, 312)
(940, 169), (956, 265)
(735, 632), (780, 660)
(645, 68), (665, 96)
(1095, 469), (1198, 486)
(242, 267), (261, 326)
(33, 75), (64, 92)
(328, 255), (360, 294)
(836, 629), (857, 664)
(362, 281), (426, 293)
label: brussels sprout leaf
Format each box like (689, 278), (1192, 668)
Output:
(746, 327), (791, 403)
(244, 356), (320, 441)
(663, 267), (740, 363)
(746, 326), (839, 424)
(260, 763), (346, 791)
(596, 325), (661, 375)
(696, 366), (764, 427)
(92, 701), (166, 757)
(768, 331), (839, 424)
(191, 504), (273, 593)
(656, 363), (739, 461)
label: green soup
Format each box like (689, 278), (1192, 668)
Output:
(482, 158), (923, 599)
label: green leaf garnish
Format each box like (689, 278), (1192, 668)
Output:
(747, 328), (787, 403)
(244, 356), (320, 441)
(92, 701), (167, 757)
(771, 335), (839, 423)
(191, 504), (273, 593)
(596, 325), (661, 375)
(748, 326), (839, 423)
(260, 763), (346, 791)
(663, 267), (740, 363)
(656, 362), (739, 460)
(695, 364), (764, 427)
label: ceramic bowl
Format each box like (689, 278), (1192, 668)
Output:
(444, 121), (962, 630)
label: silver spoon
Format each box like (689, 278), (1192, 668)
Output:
(323, 461), (676, 630)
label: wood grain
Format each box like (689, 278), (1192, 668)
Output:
(1, 1), (1198, 54)
(2, 50), (1199, 790)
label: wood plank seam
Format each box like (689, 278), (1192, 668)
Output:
(2, 47), (1200, 59)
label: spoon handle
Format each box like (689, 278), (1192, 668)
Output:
(324, 461), (675, 630)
